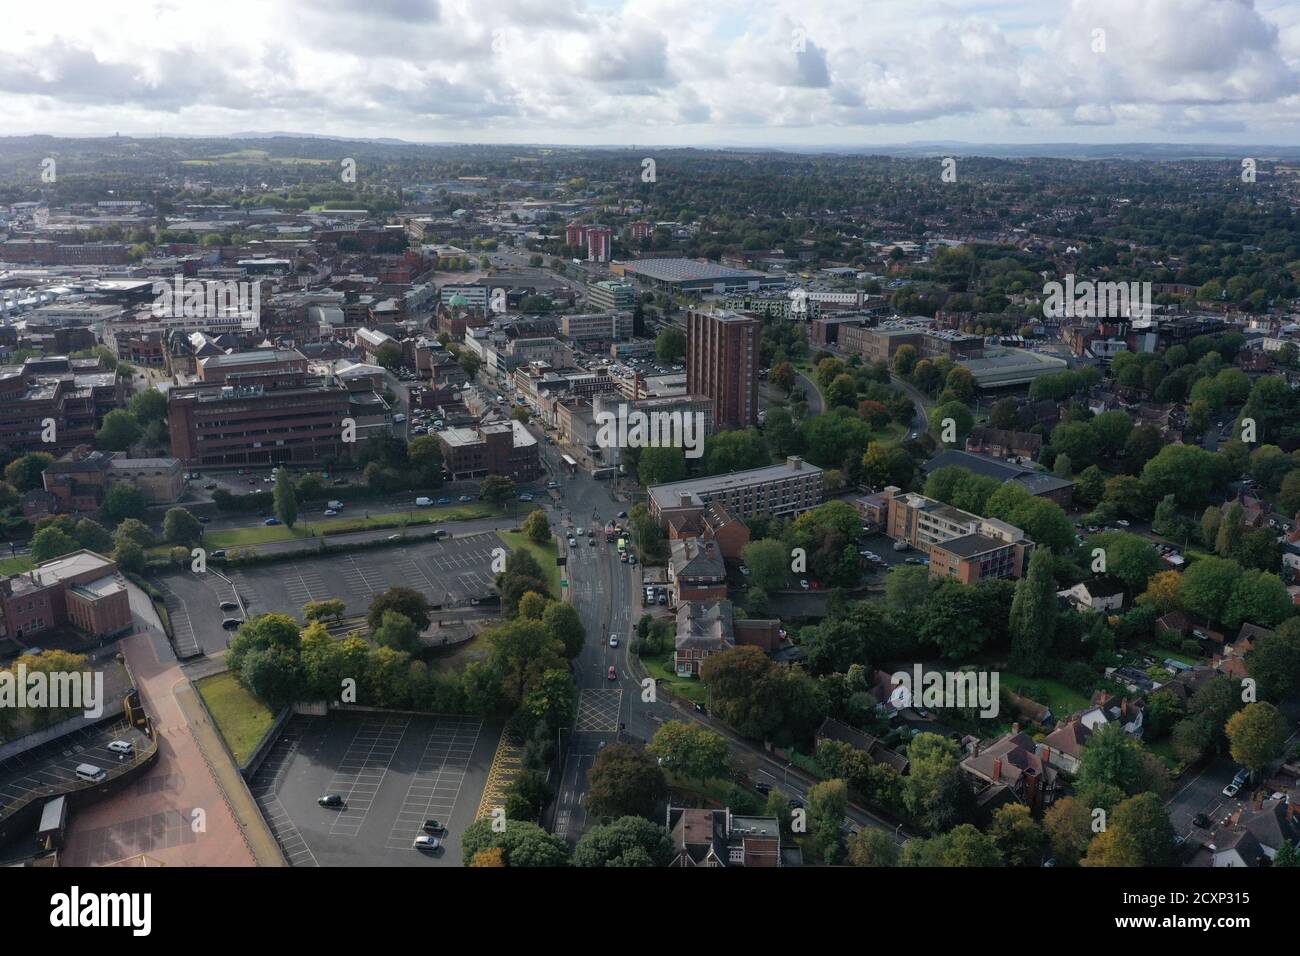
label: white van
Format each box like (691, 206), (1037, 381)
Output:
(326, 500), (344, 511)
(415, 496), (433, 507)
(75, 764), (106, 782)
(107, 740), (133, 755)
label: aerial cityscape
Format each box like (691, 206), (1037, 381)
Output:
(0, 0), (1296, 923)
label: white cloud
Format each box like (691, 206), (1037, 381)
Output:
(0, 0), (1295, 143)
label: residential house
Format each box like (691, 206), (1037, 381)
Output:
(666, 806), (795, 867)
(1057, 579), (1125, 614)
(1039, 717), (1092, 774)
(1209, 799), (1300, 867)
(960, 725), (1059, 815)
(1080, 691), (1145, 738)
(667, 537), (727, 607)
(815, 717), (910, 775)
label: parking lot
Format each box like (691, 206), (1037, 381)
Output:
(0, 720), (153, 816)
(248, 711), (499, 866)
(157, 531), (507, 656)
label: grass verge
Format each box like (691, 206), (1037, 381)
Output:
(195, 671), (276, 766)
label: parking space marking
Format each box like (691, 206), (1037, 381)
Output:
(575, 689), (622, 732)
(323, 715), (409, 836)
(282, 563), (330, 608)
(476, 727), (525, 821)
(385, 716), (482, 849)
(248, 730), (320, 866)
(341, 556), (388, 600)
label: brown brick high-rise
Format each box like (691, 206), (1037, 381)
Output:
(686, 309), (760, 430)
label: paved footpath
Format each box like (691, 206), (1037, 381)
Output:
(65, 630), (285, 866)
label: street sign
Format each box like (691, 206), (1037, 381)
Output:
(560, 579), (568, 587)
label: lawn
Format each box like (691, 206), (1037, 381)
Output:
(195, 672), (276, 767)
(496, 530), (562, 597)
(0, 555), (34, 575)
(1000, 672), (1091, 716)
(641, 650), (708, 704)
(206, 503), (507, 548)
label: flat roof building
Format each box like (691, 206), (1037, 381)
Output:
(649, 456), (823, 527)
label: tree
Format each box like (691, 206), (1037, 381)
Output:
(655, 327), (686, 363)
(274, 469), (298, 528)
(96, 409), (143, 451)
(847, 828), (900, 867)
(741, 538), (789, 593)
(30, 526), (78, 563)
(1051, 420), (1098, 469)
(770, 362), (796, 393)
(903, 733), (967, 834)
(371, 611), (421, 654)
(112, 517), (155, 550)
(375, 341), (403, 371)
(860, 441), (915, 489)
(1245, 623), (1300, 700)
(1077, 724), (1167, 805)
(129, 388), (168, 425)
(408, 435), (444, 477)
(892, 344), (918, 377)
(159, 506), (202, 548)
(806, 778), (850, 864)
(1137, 570), (1182, 613)
(541, 600), (585, 658)
(573, 816), (673, 867)
(367, 586), (432, 632)
(1178, 557), (1242, 623)
(303, 598), (347, 623)
(636, 446), (686, 486)
(1009, 547), (1055, 675)
(928, 401), (974, 446)
(989, 802), (1045, 867)
(1141, 444), (1227, 510)
(1043, 797), (1093, 866)
(1104, 793), (1175, 867)
(100, 483), (148, 522)
(942, 825), (1003, 867)
(521, 509), (550, 545)
(586, 743), (668, 821)
(72, 518), (113, 554)
(1094, 531), (1161, 593)
(647, 721), (730, 785)
(504, 770), (554, 823)
(1226, 702), (1289, 775)
(460, 818), (570, 867)
(1223, 569), (1293, 630)
(4, 452), (54, 492)
(479, 474), (517, 508)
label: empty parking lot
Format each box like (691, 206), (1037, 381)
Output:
(158, 531), (507, 656)
(248, 711), (498, 867)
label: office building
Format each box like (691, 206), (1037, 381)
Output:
(586, 280), (637, 312)
(0, 550), (132, 642)
(435, 420), (540, 482)
(881, 487), (1033, 582)
(686, 308), (760, 430)
(649, 456), (823, 527)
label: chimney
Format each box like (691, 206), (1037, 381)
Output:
(1011, 722), (1020, 736)
(992, 757), (1002, 782)
(1042, 745), (1052, 766)
(787, 456), (803, 470)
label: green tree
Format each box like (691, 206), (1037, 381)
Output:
(1009, 547), (1055, 675)
(129, 388), (168, 425)
(573, 816), (673, 867)
(585, 743), (668, 821)
(521, 509), (550, 545)
(655, 327), (686, 363)
(647, 721), (730, 785)
(162, 507), (203, 547)
(96, 409), (143, 451)
(1226, 702), (1289, 775)
(273, 469), (298, 528)
(100, 483), (148, 522)
(30, 526), (79, 563)
(367, 586), (432, 631)
(806, 778), (850, 865)
(741, 538), (789, 593)
(4, 452), (54, 491)
(847, 828), (900, 867)
(479, 474), (517, 508)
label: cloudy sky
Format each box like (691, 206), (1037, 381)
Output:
(2, 0), (1299, 145)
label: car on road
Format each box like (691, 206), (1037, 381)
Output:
(263, 517), (281, 525)
(387, 534), (401, 541)
(198, 516), (210, 524)
(436, 497), (451, 505)
(518, 493), (534, 502)
(609, 635), (618, 647)
(567, 536), (576, 546)
(693, 702), (707, 714)
(607, 665), (617, 681)
(458, 495), (474, 503)
(575, 527), (585, 536)
(799, 579), (810, 590)
(204, 482), (218, 490)
(219, 601), (238, 611)
(415, 496), (432, 506)
(739, 565), (750, 576)
(1117, 519), (1131, 527)
(617, 511), (628, 519)
(317, 793), (345, 808)
(323, 509), (338, 516)
(221, 618), (242, 630)
(211, 550), (226, 559)
(422, 820), (447, 835)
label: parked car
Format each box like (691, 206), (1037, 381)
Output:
(422, 819), (447, 835)
(107, 740), (133, 755)
(221, 618), (242, 630)
(754, 782), (772, 796)
(219, 601), (238, 611)
(739, 565), (751, 576)
(318, 793), (345, 808)
(799, 580), (810, 590)
(1192, 813), (1212, 829)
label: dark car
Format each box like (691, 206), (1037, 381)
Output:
(422, 819), (447, 835)
(317, 793), (345, 808)
(1192, 813), (1211, 828)
(221, 618), (242, 630)
(787, 797), (804, 810)
(693, 702), (707, 715)
(754, 782), (772, 796)
(219, 601), (238, 611)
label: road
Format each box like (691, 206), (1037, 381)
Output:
(539, 428), (912, 846)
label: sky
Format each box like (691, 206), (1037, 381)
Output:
(2, 0), (1300, 146)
